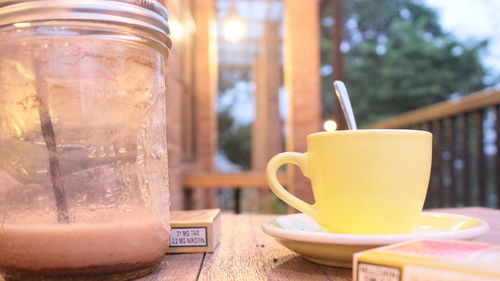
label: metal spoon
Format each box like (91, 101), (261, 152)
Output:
(34, 60), (70, 224)
(333, 80), (357, 130)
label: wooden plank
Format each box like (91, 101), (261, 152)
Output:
(183, 172), (287, 189)
(461, 113), (471, 206)
(438, 119), (445, 207)
(234, 188), (242, 214)
(429, 120), (442, 208)
(163, 0), (196, 164)
(447, 117), (457, 206)
(181, 0), (196, 163)
(421, 122), (431, 132)
(422, 122), (433, 209)
(137, 254), (205, 281)
(192, 0), (218, 170)
(283, 0), (321, 206)
(331, 0), (344, 81)
(252, 21), (283, 212)
(424, 121), (434, 208)
(197, 214), (351, 281)
(192, 0), (218, 208)
(1, 209), (499, 281)
(476, 110), (486, 206)
(496, 106), (500, 208)
(367, 90), (500, 129)
(159, 0), (186, 210)
(252, 20), (283, 170)
(0, 254), (204, 281)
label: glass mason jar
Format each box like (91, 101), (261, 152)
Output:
(0, 0), (172, 279)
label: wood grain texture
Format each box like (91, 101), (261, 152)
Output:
(136, 254), (204, 281)
(191, 0), (218, 209)
(183, 171), (287, 189)
(497, 106), (500, 209)
(1, 208), (499, 281)
(252, 21), (283, 170)
(283, 0), (321, 205)
(0, 254), (204, 281)
(197, 214), (351, 281)
(192, 0), (217, 171)
(367, 89), (500, 129)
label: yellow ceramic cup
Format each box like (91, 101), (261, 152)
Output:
(266, 129), (432, 234)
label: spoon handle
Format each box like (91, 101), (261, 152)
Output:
(334, 81), (358, 130)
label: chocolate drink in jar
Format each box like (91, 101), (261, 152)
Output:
(0, 0), (172, 279)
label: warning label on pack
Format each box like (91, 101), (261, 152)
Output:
(357, 262), (401, 281)
(170, 227), (208, 247)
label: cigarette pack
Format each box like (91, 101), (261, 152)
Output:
(167, 209), (221, 254)
(353, 239), (500, 281)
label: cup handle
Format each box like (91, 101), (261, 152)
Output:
(266, 152), (319, 221)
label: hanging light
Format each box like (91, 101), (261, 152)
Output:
(223, 6), (246, 43)
(323, 120), (338, 132)
(170, 18), (185, 41)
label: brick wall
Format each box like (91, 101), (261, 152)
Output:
(162, 0), (184, 210)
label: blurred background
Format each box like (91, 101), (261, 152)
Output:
(164, 0), (500, 213)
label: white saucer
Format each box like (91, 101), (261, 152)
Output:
(261, 212), (489, 268)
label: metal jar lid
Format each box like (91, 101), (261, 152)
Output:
(0, 0), (172, 48)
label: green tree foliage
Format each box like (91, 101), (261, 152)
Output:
(321, 0), (490, 125)
(218, 107), (252, 169)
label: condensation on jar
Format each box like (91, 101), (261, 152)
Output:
(0, 0), (172, 279)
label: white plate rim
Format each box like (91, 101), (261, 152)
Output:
(261, 212), (490, 245)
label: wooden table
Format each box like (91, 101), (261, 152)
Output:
(0, 208), (497, 281)
(139, 207), (500, 281)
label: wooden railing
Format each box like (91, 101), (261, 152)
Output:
(183, 171), (287, 213)
(367, 89), (500, 208)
